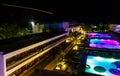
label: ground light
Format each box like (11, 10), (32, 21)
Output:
(73, 45), (79, 50)
(55, 61), (68, 71)
(66, 38), (71, 43)
(61, 64), (68, 71)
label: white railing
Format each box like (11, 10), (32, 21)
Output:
(6, 37), (67, 75)
(4, 33), (68, 59)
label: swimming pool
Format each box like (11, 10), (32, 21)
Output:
(85, 56), (120, 76)
(87, 33), (111, 38)
(89, 39), (120, 49)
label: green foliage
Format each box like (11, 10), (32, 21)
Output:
(18, 28), (31, 36)
(99, 23), (104, 27)
(0, 23), (31, 40)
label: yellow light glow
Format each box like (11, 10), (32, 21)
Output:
(104, 30), (107, 32)
(83, 31), (86, 35)
(73, 45), (79, 50)
(76, 41), (81, 45)
(66, 39), (71, 43)
(61, 64), (68, 71)
(75, 39), (81, 45)
(93, 26), (97, 28)
(81, 30), (83, 33)
(55, 66), (60, 70)
(81, 37), (85, 40)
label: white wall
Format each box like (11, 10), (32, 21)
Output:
(0, 54), (6, 76)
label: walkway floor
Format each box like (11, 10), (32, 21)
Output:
(44, 57), (58, 70)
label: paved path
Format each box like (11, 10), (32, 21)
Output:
(44, 57), (58, 70)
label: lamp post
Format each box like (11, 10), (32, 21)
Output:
(31, 21), (35, 33)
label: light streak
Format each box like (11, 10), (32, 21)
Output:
(2, 4), (53, 14)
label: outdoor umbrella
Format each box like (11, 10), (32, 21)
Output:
(117, 63), (120, 70)
(109, 68), (120, 75)
(111, 61), (120, 68)
(94, 66), (106, 73)
(111, 61), (120, 65)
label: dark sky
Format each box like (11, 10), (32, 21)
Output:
(0, 0), (120, 24)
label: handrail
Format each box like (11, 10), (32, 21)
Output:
(6, 37), (66, 75)
(4, 33), (68, 59)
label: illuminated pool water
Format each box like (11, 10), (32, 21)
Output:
(87, 33), (111, 38)
(89, 39), (120, 49)
(85, 56), (120, 76)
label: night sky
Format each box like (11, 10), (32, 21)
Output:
(0, 0), (120, 26)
